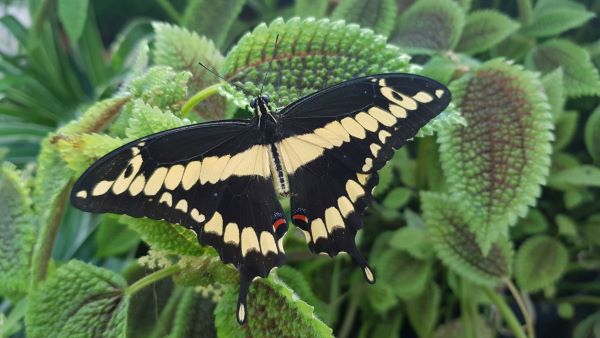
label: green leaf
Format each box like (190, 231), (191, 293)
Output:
(127, 66), (191, 114)
(541, 68), (565, 119)
(514, 235), (568, 292)
(152, 22), (226, 119)
(96, 216), (141, 257)
(181, 0), (245, 48)
(573, 311), (600, 338)
(421, 192), (513, 287)
(521, 0), (595, 38)
(584, 105), (600, 163)
(54, 133), (125, 173)
(549, 165), (600, 188)
(514, 209), (549, 237)
(367, 283), (399, 314)
(125, 99), (188, 139)
(26, 260), (129, 338)
(0, 163), (35, 297)
(529, 39), (600, 97)
(391, 0), (465, 53)
(124, 216), (204, 257)
(58, 0), (89, 42)
(420, 56), (457, 84)
(376, 250), (432, 299)
(295, 0), (329, 18)
(432, 315), (493, 338)
(555, 214), (578, 238)
(331, 0), (398, 37)
(276, 266), (330, 324)
(215, 277), (333, 337)
(493, 33), (536, 61)
(406, 281), (441, 338)
(553, 111), (578, 150)
(456, 10), (519, 55)
(388, 227), (433, 259)
(170, 288), (217, 338)
(438, 59), (553, 252)
(382, 187), (412, 209)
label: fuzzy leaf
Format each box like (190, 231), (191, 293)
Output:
(331, 0), (398, 37)
(456, 10), (519, 55)
(553, 111), (578, 150)
(295, 0), (329, 18)
(55, 133), (125, 173)
(58, 0), (89, 42)
(26, 260), (128, 338)
(521, 0), (595, 38)
(515, 235), (568, 291)
(548, 165), (600, 188)
(0, 163), (35, 297)
(391, 0), (465, 53)
(152, 22), (226, 119)
(124, 216), (204, 256)
(170, 288), (217, 338)
(125, 100), (188, 139)
(406, 281), (441, 338)
(127, 66), (191, 113)
(181, 0), (245, 48)
(438, 59), (553, 252)
(222, 17), (462, 136)
(530, 39), (600, 97)
(421, 192), (513, 287)
(584, 105), (600, 163)
(276, 266), (330, 324)
(215, 277), (333, 337)
(541, 68), (565, 119)
(420, 56), (457, 84)
(376, 250), (432, 299)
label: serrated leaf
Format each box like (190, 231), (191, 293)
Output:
(215, 277), (333, 337)
(585, 105), (600, 163)
(276, 266), (330, 324)
(541, 68), (565, 119)
(549, 165), (600, 188)
(152, 22), (226, 119)
(376, 250), (432, 299)
(127, 66), (192, 113)
(58, 0), (89, 42)
(173, 255), (237, 287)
(125, 99), (188, 139)
(331, 0), (398, 37)
(438, 59), (553, 252)
(295, 0), (329, 18)
(392, 0), (465, 53)
(553, 111), (578, 150)
(96, 216), (140, 257)
(421, 192), (513, 287)
(54, 133), (125, 173)
(0, 163), (35, 297)
(456, 10), (519, 55)
(406, 281), (441, 338)
(515, 235), (568, 291)
(181, 0), (245, 48)
(124, 216), (204, 257)
(521, 0), (595, 38)
(26, 260), (128, 338)
(530, 39), (600, 97)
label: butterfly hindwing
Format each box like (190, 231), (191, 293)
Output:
(277, 74), (451, 279)
(71, 120), (286, 324)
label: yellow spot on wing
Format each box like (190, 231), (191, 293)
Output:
(370, 144), (382, 157)
(355, 112), (378, 132)
(190, 208), (205, 223)
(337, 196), (354, 217)
(280, 137), (324, 172)
(381, 87), (418, 110)
(76, 190), (87, 198)
(92, 180), (113, 196)
(325, 207), (345, 232)
(112, 155), (143, 195)
(181, 161), (201, 190)
(159, 192), (173, 206)
(346, 180), (365, 202)
(378, 130), (391, 143)
(260, 231), (278, 254)
(224, 223), (240, 245)
(175, 199), (188, 213)
(311, 218), (328, 241)
(204, 212), (223, 235)
(435, 89), (444, 98)
(369, 106), (397, 126)
(164, 164), (185, 190)
(389, 104), (407, 118)
(129, 175), (145, 196)
(413, 91), (433, 103)
(356, 173), (370, 186)
(144, 167), (168, 196)
(341, 117), (366, 139)
(241, 228), (260, 256)
(362, 157), (373, 172)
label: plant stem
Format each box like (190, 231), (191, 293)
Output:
(328, 259), (342, 324)
(484, 287), (529, 338)
(504, 278), (535, 338)
(31, 0), (55, 34)
(460, 279), (476, 338)
(124, 264), (181, 297)
(516, 0), (533, 24)
(554, 296), (600, 305)
(338, 292), (360, 338)
(155, 0), (183, 24)
(181, 83), (222, 117)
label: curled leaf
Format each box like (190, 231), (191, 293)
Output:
(438, 59), (553, 252)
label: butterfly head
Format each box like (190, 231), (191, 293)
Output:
(250, 95), (275, 124)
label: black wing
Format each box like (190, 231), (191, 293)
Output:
(71, 120), (286, 324)
(275, 73), (451, 282)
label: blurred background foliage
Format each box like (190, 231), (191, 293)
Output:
(0, 0), (599, 337)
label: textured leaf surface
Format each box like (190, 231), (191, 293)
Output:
(421, 192), (513, 286)
(530, 39), (600, 97)
(170, 288), (217, 338)
(553, 112), (578, 150)
(26, 260), (128, 338)
(295, 0), (329, 18)
(331, 0), (398, 37)
(438, 59), (553, 252)
(585, 105), (600, 163)
(215, 277), (333, 337)
(0, 163), (35, 297)
(55, 133), (125, 174)
(181, 0), (245, 48)
(96, 216), (140, 257)
(392, 0), (465, 53)
(541, 68), (565, 119)
(124, 216), (204, 256)
(521, 0), (595, 38)
(58, 0), (89, 42)
(153, 23), (226, 119)
(456, 10), (519, 54)
(515, 235), (568, 291)
(276, 266), (330, 324)
(376, 250), (432, 299)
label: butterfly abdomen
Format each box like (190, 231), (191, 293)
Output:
(268, 143), (290, 197)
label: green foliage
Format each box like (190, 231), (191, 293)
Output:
(514, 235), (569, 292)
(181, 0), (246, 48)
(521, 0), (595, 38)
(392, 0), (465, 53)
(585, 105), (600, 163)
(406, 282), (441, 338)
(0, 163), (35, 297)
(439, 59), (553, 252)
(26, 260), (129, 338)
(57, 0), (89, 42)
(376, 249), (433, 299)
(331, 0), (397, 37)
(456, 10), (519, 55)
(541, 68), (565, 118)
(95, 216), (141, 258)
(295, 0), (329, 18)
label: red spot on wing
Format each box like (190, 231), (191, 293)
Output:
(273, 218), (286, 231)
(292, 214), (308, 223)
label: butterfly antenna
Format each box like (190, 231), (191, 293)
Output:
(259, 33), (280, 96)
(197, 60), (252, 97)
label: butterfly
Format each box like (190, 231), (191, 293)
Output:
(71, 73), (451, 324)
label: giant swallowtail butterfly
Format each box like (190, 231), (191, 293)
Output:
(71, 73), (451, 324)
